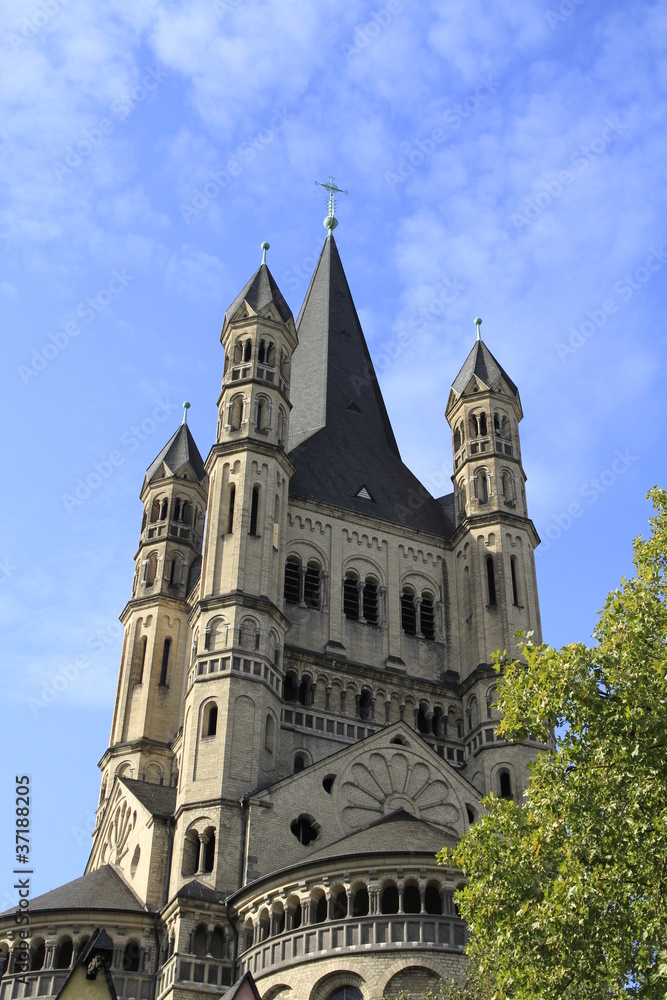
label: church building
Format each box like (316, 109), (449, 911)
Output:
(0, 203), (544, 1000)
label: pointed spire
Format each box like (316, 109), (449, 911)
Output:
(451, 336), (519, 398)
(143, 422), (206, 487)
(224, 257), (292, 326)
(288, 234), (451, 535)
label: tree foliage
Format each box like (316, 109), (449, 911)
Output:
(441, 487), (667, 999)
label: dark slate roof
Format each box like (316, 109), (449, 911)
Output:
(0, 866), (147, 918)
(306, 809), (455, 863)
(288, 234), (455, 537)
(224, 262), (293, 325)
(177, 880), (227, 904)
(144, 423), (206, 486)
(119, 777), (176, 817)
(451, 339), (518, 397)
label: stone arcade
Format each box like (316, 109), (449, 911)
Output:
(0, 222), (545, 1000)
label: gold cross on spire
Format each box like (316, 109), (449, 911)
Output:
(315, 176), (349, 232)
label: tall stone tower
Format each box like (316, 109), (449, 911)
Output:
(0, 225), (546, 1000)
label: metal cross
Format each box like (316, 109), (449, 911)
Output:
(315, 176), (349, 231)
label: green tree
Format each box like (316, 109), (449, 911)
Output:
(442, 487), (667, 999)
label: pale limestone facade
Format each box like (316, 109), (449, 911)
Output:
(0, 232), (545, 1000)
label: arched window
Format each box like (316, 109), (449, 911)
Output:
(203, 830), (216, 872)
(228, 394), (244, 431)
(135, 635), (147, 685)
(314, 895), (327, 923)
(469, 413), (479, 438)
(416, 704), (429, 734)
(255, 397), (270, 432)
(475, 468), (488, 504)
(145, 552), (158, 586)
(458, 479), (467, 514)
(159, 638), (171, 686)
(358, 689), (372, 721)
(499, 770), (513, 800)
(203, 703), (217, 737)
(486, 556), (497, 606)
(122, 941), (141, 973)
(293, 754), (305, 773)
(421, 591), (435, 640)
(351, 886), (369, 916)
(29, 940), (45, 971)
(453, 426), (461, 451)
(401, 588), (416, 635)
(479, 412), (488, 435)
(501, 469), (514, 501)
(284, 557), (300, 604)
(249, 485), (260, 536)
(192, 924), (207, 957)
(54, 939), (73, 969)
(380, 884), (399, 914)
(363, 576), (378, 624)
(343, 572), (359, 620)
(226, 484), (235, 534)
(298, 675), (311, 706)
(425, 885), (442, 915)
(331, 889), (347, 918)
(403, 884), (421, 914)
(159, 498), (168, 520)
(265, 714), (275, 753)
(510, 555), (520, 606)
(210, 927), (224, 959)
(278, 406), (287, 445)
(284, 671), (298, 702)
(182, 831), (199, 877)
(304, 561), (321, 609)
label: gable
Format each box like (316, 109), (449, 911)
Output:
(244, 723), (482, 882)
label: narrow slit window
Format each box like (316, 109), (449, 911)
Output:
(510, 555), (520, 606)
(486, 556), (497, 606)
(249, 485), (260, 536)
(343, 574), (359, 620)
(226, 484), (235, 534)
(421, 593), (435, 640)
(284, 559), (300, 603)
(159, 638), (171, 686)
(401, 590), (416, 634)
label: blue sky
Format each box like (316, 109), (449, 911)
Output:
(1, 0), (666, 902)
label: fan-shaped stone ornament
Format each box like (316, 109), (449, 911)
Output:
(337, 749), (461, 832)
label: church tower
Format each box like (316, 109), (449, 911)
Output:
(99, 415), (207, 817)
(172, 247), (299, 896)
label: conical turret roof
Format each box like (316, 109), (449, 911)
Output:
(224, 262), (293, 325)
(143, 423), (206, 487)
(451, 339), (518, 397)
(288, 234), (454, 536)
